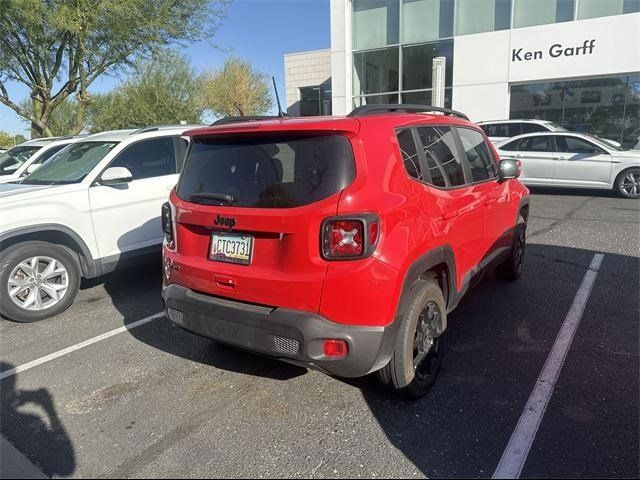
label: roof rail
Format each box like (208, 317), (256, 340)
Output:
(348, 104), (469, 121)
(129, 124), (203, 136)
(211, 116), (281, 126)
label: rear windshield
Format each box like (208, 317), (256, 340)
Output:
(177, 134), (355, 208)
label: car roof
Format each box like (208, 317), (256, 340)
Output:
(184, 114), (474, 138)
(495, 131), (600, 147)
(20, 137), (62, 147)
(478, 119), (554, 125)
(80, 125), (203, 143)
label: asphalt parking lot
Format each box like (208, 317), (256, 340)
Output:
(1, 189), (638, 479)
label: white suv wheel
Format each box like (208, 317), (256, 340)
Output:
(8, 256), (70, 311)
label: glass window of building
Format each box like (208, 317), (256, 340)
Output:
(353, 47), (399, 96)
(401, 89), (453, 108)
(510, 74), (640, 145)
(513, 0), (574, 28)
(578, 0), (640, 19)
(353, 0), (400, 50)
(402, 0), (454, 43)
(299, 83), (332, 116)
(456, 0), (512, 35)
(353, 93), (400, 108)
(402, 40), (453, 91)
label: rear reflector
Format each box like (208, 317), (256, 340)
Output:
(323, 339), (348, 358)
(167, 308), (183, 323)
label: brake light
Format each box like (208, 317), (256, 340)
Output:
(321, 215), (380, 260)
(323, 339), (348, 358)
(327, 220), (363, 257)
(161, 202), (175, 250)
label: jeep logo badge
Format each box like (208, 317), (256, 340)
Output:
(214, 214), (236, 229)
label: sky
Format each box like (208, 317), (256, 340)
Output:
(0, 0), (331, 137)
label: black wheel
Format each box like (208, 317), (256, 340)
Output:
(496, 214), (527, 281)
(377, 278), (448, 399)
(0, 242), (81, 323)
(615, 168), (640, 199)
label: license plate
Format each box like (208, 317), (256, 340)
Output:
(209, 233), (253, 265)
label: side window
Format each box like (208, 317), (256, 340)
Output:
(110, 137), (179, 180)
(174, 138), (189, 172)
(522, 123), (547, 134)
(555, 136), (604, 154)
(34, 145), (67, 165)
(397, 129), (422, 181)
(518, 136), (554, 152)
(499, 139), (520, 151)
(506, 123), (523, 137)
(417, 126), (465, 188)
(458, 128), (497, 182)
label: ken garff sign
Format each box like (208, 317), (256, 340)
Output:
(512, 39), (596, 62)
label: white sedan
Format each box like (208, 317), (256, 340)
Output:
(496, 132), (640, 198)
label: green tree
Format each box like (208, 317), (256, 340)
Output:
(20, 98), (82, 136)
(202, 57), (273, 117)
(0, 131), (26, 148)
(86, 50), (204, 132)
(0, 0), (228, 138)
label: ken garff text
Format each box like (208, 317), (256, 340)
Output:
(512, 39), (596, 62)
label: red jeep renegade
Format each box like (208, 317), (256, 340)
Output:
(162, 105), (529, 398)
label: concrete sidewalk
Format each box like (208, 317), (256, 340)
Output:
(0, 436), (46, 479)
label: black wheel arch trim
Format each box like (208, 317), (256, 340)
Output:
(517, 195), (531, 223)
(0, 224), (100, 278)
(396, 245), (458, 319)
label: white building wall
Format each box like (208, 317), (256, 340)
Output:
(452, 13), (640, 122)
(327, 1), (639, 121)
(330, 0), (352, 115)
(284, 49), (332, 115)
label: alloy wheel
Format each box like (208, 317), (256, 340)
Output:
(620, 172), (640, 198)
(413, 300), (444, 381)
(7, 256), (69, 311)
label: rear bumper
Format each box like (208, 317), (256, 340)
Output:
(162, 284), (397, 378)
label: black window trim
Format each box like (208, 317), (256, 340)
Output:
(396, 124), (471, 191)
(454, 126), (499, 185)
(93, 135), (183, 186)
(555, 134), (609, 156)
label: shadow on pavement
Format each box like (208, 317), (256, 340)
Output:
(527, 186), (623, 198)
(103, 242), (638, 478)
(100, 258), (307, 382)
(0, 363), (75, 477)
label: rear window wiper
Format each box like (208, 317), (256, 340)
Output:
(189, 192), (237, 205)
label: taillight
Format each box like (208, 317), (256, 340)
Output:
(161, 202), (175, 249)
(321, 214), (380, 260)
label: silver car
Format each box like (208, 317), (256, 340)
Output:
(496, 132), (640, 198)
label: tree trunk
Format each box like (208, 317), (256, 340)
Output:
(30, 96), (54, 138)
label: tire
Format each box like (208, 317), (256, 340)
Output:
(615, 168), (640, 199)
(495, 214), (527, 281)
(377, 278), (448, 399)
(0, 242), (81, 323)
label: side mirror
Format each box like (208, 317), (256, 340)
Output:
(100, 167), (133, 186)
(498, 159), (521, 182)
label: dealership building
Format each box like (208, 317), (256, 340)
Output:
(285, 0), (640, 143)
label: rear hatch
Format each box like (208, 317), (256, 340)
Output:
(171, 131), (356, 312)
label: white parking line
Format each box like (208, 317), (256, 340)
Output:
(0, 312), (165, 382)
(492, 253), (605, 479)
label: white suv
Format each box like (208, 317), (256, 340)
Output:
(0, 125), (199, 322)
(0, 135), (88, 184)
